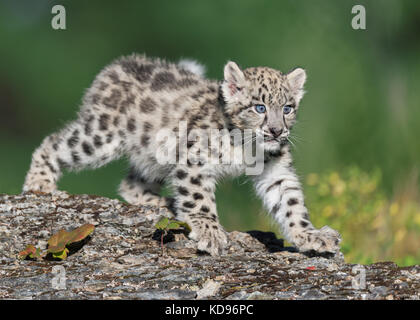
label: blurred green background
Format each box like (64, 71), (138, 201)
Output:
(1, 0), (419, 266)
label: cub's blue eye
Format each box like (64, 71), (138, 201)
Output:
(283, 105), (293, 114)
(255, 105), (266, 113)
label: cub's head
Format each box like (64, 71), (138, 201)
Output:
(221, 61), (306, 152)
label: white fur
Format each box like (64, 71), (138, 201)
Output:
(178, 58), (206, 77)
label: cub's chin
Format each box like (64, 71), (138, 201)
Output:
(262, 139), (282, 152)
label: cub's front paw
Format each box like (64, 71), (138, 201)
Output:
(23, 178), (57, 193)
(188, 221), (228, 256)
(296, 226), (341, 254)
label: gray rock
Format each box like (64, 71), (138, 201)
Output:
(0, 192), (418, 300)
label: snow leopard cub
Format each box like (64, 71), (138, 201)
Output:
(23, 54), (341, 256)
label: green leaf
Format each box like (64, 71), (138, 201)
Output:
(176, 221), (191, 232)
(47, 229), (69, 253)
(167, 221), (181, 230)
(18, 224), (95, 261)
(155, 217), (169, 230)
(32, 247), (44, 259)
(18, 244), (37, 260)
(47, 224), (95, 254)
(47, 224), (95, 260)
(66, 223), (95, 243)
(52, 248), (69, 260)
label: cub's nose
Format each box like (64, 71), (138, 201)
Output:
(269, 127), (282, 138)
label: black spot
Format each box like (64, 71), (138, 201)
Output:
(93, 135), (103, 148)
(120, 60), (155, 82)
(161, 113), (170, 126)
(272, 204), (280, 213)
(119, 94), (134, 114)
(266, 179), (284, 192)
(113, 116), (120, 127)
(82, 142), (94, 155)
(57, 158), (69, 170)
(289, 222), (295, 227)
(269, 149), (284, 158)
(127, 118), (136, 132)
(106, 133), (113, 143)
(53, 143), (58, 151)
(178, 77), (199, 88)
(102, 89), (122, 109)
(190, 175), (202, 186)
(45, 161), (57, 173)
(193, 192), (204, 200)
(176, 170), (188, 180)
(67, 136), (79, 148)
(150, 71), (176, 91)
(141, 134), (150, 146)
(84, 122), (92, 136)
(183, 201), (196, 209)
(71, 151), (80, 163)
(98, 81), (109, 91)
(286, 211), (292, 218)
(177, 186), (189, 196)
(287, 198), (298, 206)
(139, 97), (156, 113)
(107, 71), (120, 84)
(118, 130), (126, 138)
(300, 220), (309, 228)
(90, 93), (101, 105)
(99, 114), (110, 131)
(200, 205), (210, 213)
(143, 122), (153, 132)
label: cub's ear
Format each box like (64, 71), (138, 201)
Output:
(287, 67), (307, 103)
(222, 61), (246, 102)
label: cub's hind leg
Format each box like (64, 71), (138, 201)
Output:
(23, 112), (125, 193)
(119, 168), (173, 208)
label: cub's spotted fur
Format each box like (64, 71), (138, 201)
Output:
(23, 54), (341, 256)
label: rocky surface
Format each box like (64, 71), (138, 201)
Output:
(0, 192), (419, 300)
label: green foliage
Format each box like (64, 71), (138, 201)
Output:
(303, 167), (420, 266)
(155, 217), (191, 254)
(155, 217), (191, 232)
(18, 224), (95, 261)
(18, 244), (43, 260)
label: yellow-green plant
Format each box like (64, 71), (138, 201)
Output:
(19, 224), (95, 260)
(303, 166), (420, 266)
